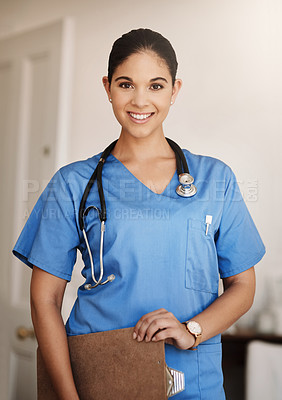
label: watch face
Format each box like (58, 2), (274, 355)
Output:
(187, 321), (202, 335)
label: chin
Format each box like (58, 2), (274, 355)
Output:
(123, 127), (161, 140)
(121, 121), (163, 139)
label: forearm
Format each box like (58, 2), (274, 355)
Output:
(30, 266), (79, 400)
(133, 267), (256, 350)
(31, 301), (79, 400)
(192, 267), (256, 343)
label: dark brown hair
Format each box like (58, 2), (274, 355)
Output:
(107, 28), (178, 85)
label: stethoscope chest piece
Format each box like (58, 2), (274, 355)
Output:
(176, 173), (197, 198)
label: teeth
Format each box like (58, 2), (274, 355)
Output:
(130, 112), (152, 120)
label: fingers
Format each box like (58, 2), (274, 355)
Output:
(151, 327), (176, 342)
(133, 309), (196, 350)
(133, 308), (167, 340)
(133, 308), (179, 343)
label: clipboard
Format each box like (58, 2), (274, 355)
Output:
(37, 327), (171, 399)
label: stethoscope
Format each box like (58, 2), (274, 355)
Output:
(79, 138), (197, 290)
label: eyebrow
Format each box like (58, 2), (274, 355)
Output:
(114, 76), (168, 83)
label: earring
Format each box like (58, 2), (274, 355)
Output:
(109, 98), (112, 103)
(171, 101), (174, 105)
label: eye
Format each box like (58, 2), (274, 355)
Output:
(119, 82), (134, 89)
(150, 83), (163, 91)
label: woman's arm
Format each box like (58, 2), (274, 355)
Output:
(30, 266), (79, 400)
(133, 267), (256, 349)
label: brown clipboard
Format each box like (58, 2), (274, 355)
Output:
(37, 327), (168, 400)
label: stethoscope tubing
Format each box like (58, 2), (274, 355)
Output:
(83, 211), (115, 290)
(165, 138), (189, 175)
(79, 137), (190, 229)
(79, 139), (118, 230)
(79, 137), (196, 290)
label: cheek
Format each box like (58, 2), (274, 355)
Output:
(111, 89), (131, 105)
(111, 97), (127, 117)
(156, 91), (173, 108)
(111, 104), (124, 124)
(157, 98), (172, 114)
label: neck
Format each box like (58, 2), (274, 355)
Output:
(111, 131), (175, 163)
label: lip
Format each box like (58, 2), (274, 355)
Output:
(127, 111), (155, 124)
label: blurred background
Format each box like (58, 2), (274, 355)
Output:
(0, 0), (281, 399)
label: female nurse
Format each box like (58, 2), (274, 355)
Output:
(13, 28), (265, 399)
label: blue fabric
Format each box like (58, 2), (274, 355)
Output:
(13, 149), (265, 399)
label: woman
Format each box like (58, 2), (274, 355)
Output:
(13, 28), (265, 399)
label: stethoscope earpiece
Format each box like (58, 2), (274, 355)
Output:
(84, 274), (115, 290)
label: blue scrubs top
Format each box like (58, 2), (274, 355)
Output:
(13, 149), (265, 399)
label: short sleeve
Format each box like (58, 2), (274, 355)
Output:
(216, 168), (265, 278)
(12, 169), (80, 281)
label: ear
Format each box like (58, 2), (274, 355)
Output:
(102, 76), (112, 102)
(171, 79), (182, 104)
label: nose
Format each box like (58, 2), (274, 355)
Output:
(131, 88), (149, 108)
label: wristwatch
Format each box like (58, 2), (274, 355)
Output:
(184, 320), (202, 350)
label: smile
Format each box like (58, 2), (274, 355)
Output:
(128, 112), (154, 123)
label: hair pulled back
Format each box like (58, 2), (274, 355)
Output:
(107, 28), (178, 85)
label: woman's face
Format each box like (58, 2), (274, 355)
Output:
(103, 51), (182, 140)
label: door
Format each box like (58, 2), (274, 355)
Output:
(0, 18), (74, 400)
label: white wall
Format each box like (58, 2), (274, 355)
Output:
(1, 0), (281, 328)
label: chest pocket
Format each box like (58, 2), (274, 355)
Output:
(185, 219), (219, 294)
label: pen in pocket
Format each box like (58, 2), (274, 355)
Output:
(205, 215), (213, 235)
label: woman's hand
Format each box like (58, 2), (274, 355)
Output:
(133, 268), (256, 351)
(133, 308), (195, 350)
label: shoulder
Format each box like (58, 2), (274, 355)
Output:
(56, 152), (102, 186)
(41, 152), (102, 202)
(182, 149), (235, 183)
